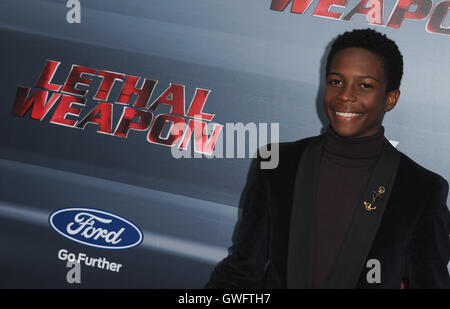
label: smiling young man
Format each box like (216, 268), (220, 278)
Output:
(324, 46), (400, 138)
(205, 29), (450, 289)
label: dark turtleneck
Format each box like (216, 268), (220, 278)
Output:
(313, 125), (385, 288)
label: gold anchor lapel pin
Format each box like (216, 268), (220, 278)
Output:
(363, 186), (386, 212)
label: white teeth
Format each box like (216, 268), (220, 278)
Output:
(336, 112), (361, 117)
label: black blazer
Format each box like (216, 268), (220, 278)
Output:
(205, 133), (450, 288)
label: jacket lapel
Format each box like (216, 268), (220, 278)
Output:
(324, 138), (400, 288)
(287, 135), (324, 288)
(287, 136), (400, 289)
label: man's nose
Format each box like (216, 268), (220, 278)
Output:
(337, 85), (357, 102)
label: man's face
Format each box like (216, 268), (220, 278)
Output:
(324, 47), (400, 138)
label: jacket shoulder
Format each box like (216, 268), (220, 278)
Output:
(258, 135), (321, 172)
(252, 135), (322, 187)
(397, 151), (449, 188)
(395, 150), (449, 215)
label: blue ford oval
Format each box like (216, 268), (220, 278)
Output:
(49, 207), (143, 249)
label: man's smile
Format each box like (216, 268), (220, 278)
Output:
(334, 111), (364, 120)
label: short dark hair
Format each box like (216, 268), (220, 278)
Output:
(326, 28), (403, 93)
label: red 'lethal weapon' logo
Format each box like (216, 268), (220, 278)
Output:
(270, 0), (450, 35)
(11, 60), (223, 155)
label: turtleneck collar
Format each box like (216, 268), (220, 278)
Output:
(323, 125), (385, 167)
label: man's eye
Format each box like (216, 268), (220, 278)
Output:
(361, 83), (373, 89)
(328, 79), (341, 85)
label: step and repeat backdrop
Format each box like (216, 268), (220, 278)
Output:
(0, 0), (449, 288)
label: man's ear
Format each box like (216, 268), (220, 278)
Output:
(385, 89), (400, 112)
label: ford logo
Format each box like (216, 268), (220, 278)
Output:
(49, 208), (143, 249)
